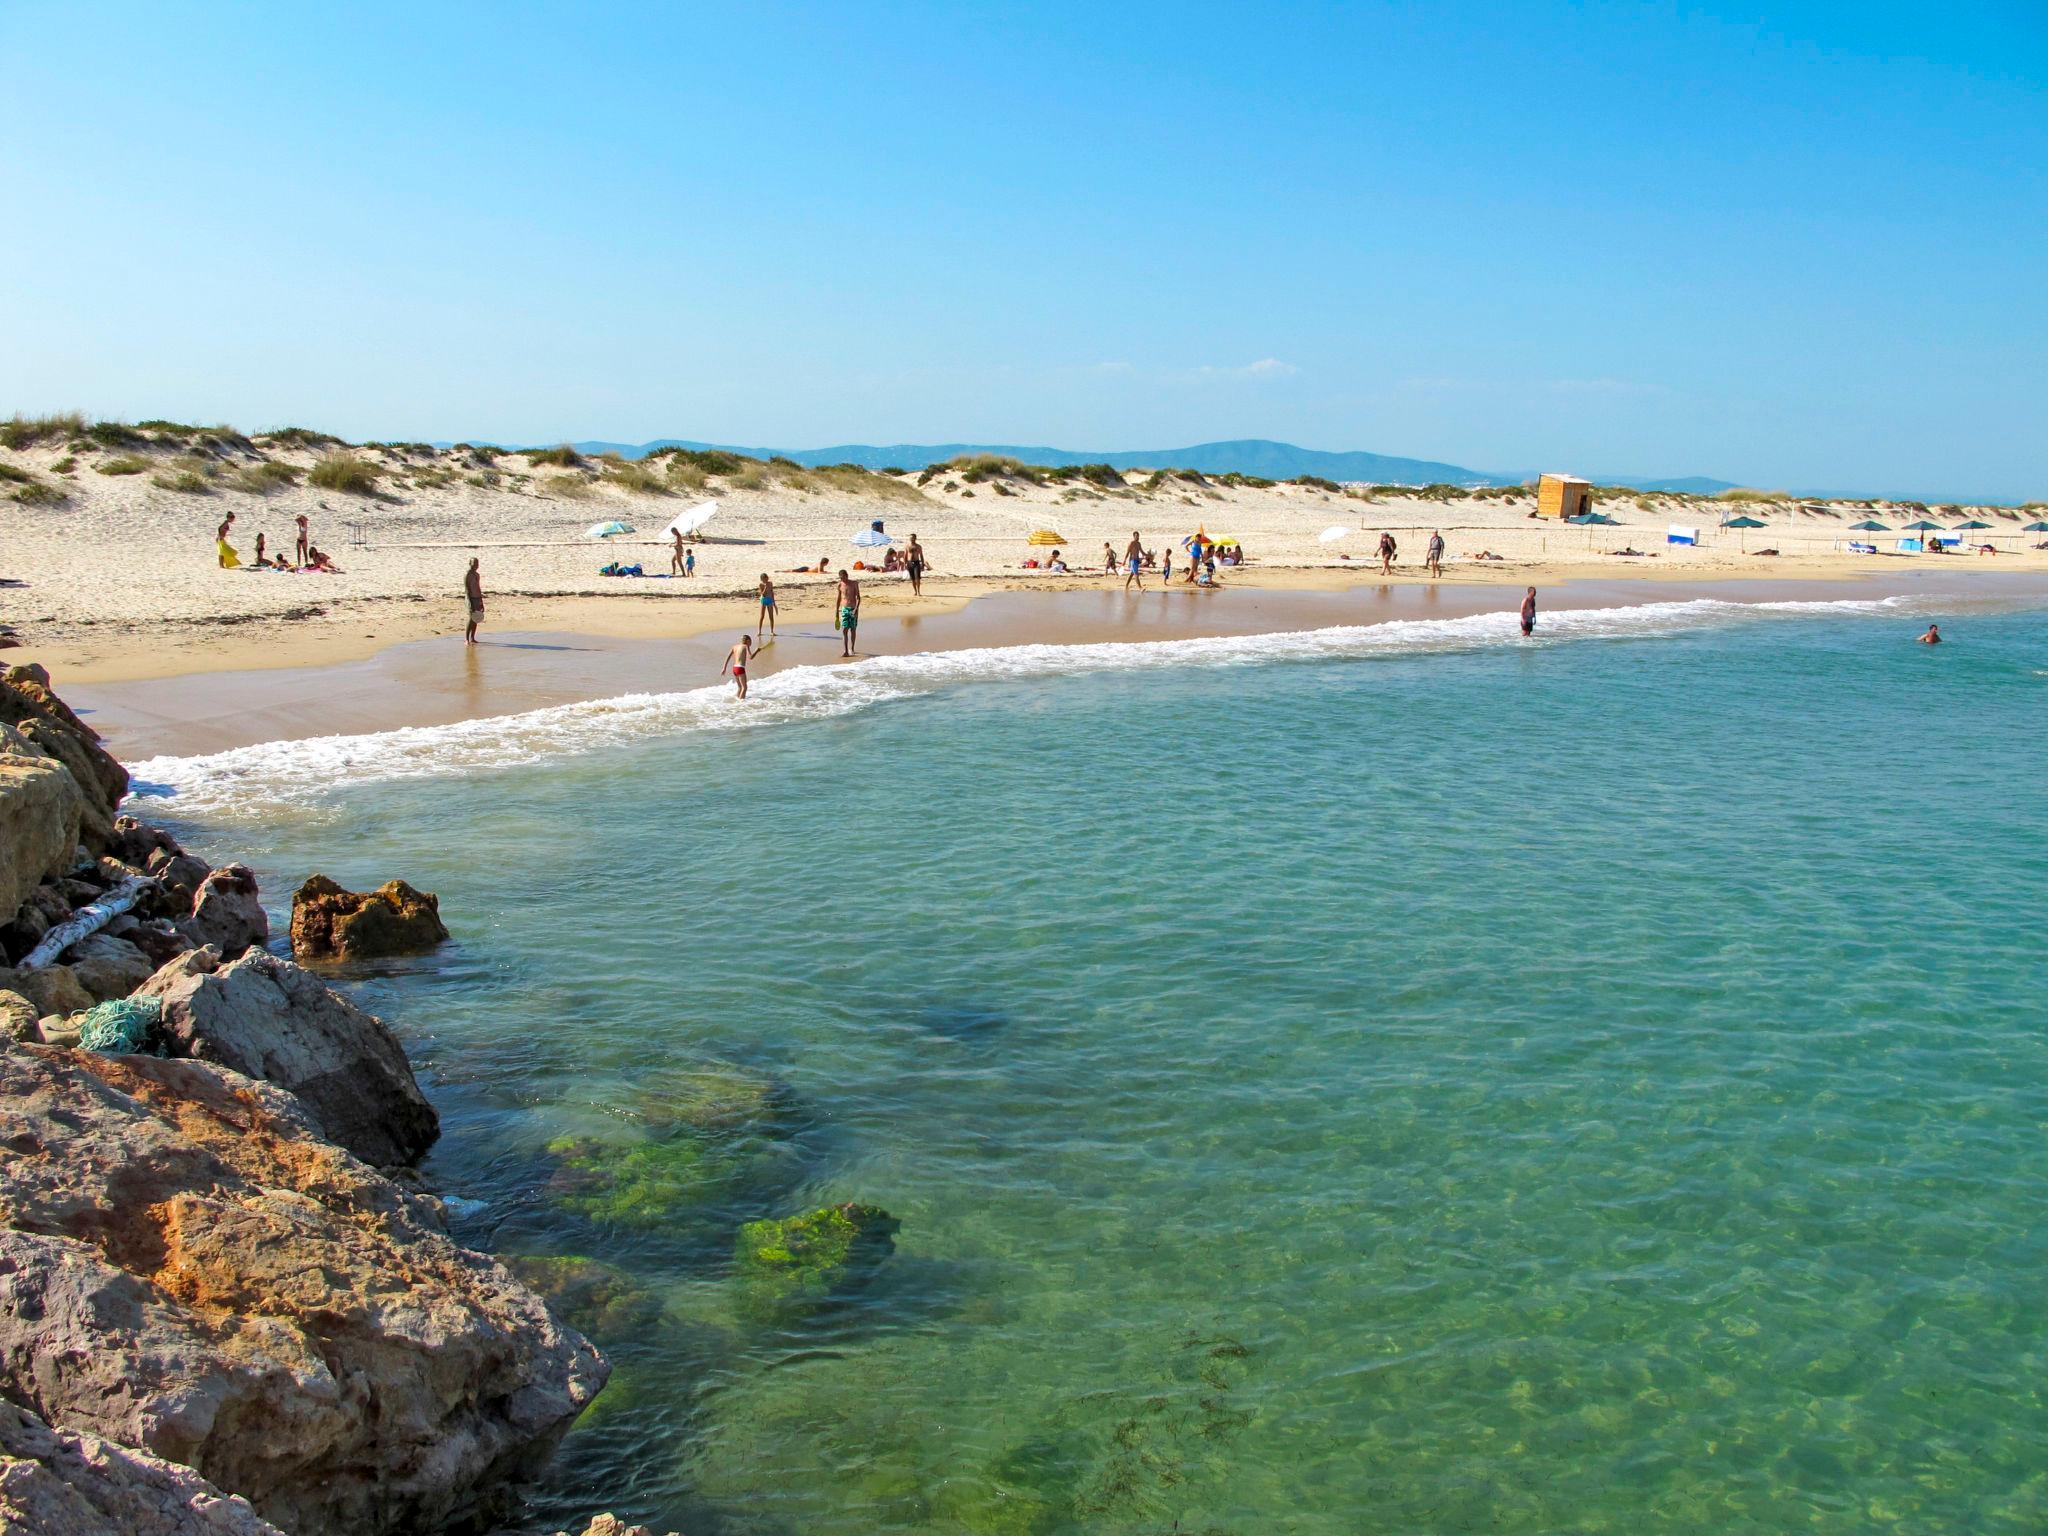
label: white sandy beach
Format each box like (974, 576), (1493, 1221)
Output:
(3, 424), (2043, 682)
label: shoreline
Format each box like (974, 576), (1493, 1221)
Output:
(73, 567), (2048, 762)
(22, 553), (2035, 689)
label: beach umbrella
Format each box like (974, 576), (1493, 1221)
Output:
(663, 501), (718, 540)
(1316, 525), (1352, 544)
(851, 520), (892, 549)
(1026, 529), (1065, 546)
(1951, 519), (1993, 531)
(1848, 519), (1891, 531)
(1719, 515), (1768, 528)
(2023, 521), (2048, 534)
(584, 520), (633, 539)
(1569, 512), (1619, 524)
(1902, 519), (1944, 530)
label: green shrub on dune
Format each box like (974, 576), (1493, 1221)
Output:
(524, 445), (584, 468)
(308, 452), (381, 494)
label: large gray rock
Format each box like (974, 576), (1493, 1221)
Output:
(185, 864), (268, 959)
(0, 1044), (607, 1536)
(136, 947), (439, 1166)
(63, 932), (157, 1002)
(0, 1397), (286, 1535)
(0, 728), (82, 919)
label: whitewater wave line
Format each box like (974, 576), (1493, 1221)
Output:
(129, 595), (1916, 816)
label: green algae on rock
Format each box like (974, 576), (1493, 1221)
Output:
(544, 1063), (800, 1229)
(734, 1202), (899, 1319)
(504, 1254), (665, 1343)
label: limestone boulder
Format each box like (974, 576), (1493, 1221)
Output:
(0, 673), (127, 809)
(185, 864), (268, 959)
(0, 755), (82, 919)
(290, 874), (451, 960)
(0, 1045), (607, 1536)
(64, 932), (157, 1001)
(0, 962), (93, 1019)
(552, 1518), (682, 1536)
(0, 1397), (286, 1536)
(0, 988), (38, 1041)
(139, 947), (439, 1165)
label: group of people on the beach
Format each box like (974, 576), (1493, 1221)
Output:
(721, 555), (884, 697)
(215, 511), (336, 572)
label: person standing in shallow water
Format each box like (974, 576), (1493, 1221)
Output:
(724, 634), (754, 698)
(1519, 585), (1537, 637)
(757, 573), (778, 638)
(464, 558), (484, 645)
(836, 568), (861, 657)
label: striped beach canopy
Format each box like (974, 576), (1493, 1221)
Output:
(1026, 529), (1065, 545)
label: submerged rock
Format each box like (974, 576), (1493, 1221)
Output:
(504, 1254), (666, 1342)
(734, 1202), (901, 1320)
(0, 1397), (286, 1536)
(290, 874), (450, 960)
(136, 947), (440, 1166)
(0, 1043), (607, 1536)
(546, 1062), (800, 1229)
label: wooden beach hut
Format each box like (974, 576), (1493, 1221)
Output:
(1536, 474), (1594, 520)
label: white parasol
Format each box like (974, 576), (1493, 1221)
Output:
(663, 501), (719, 539)
(1317, 525), (1353, 544)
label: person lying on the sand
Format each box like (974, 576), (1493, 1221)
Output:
(304, 546), (340, 572)
(1751, 548), (1781, 556)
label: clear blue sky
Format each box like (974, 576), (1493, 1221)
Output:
(5, 1), (2043, 498)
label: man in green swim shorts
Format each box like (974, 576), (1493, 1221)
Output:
(835, 567), (861, 657)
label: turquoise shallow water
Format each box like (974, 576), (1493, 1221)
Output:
(145, 597), (2048, 1534)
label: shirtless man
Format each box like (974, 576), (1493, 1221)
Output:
(1918, 623), (1942, 644)
(1378, 531), (1398, 574)
(836, 568), (861, 657)
(1123, 531), (1146, 591)
(905, 534), (928, 597)
(724, 634), (754, 698)
(294, 514), (310, 569)
(671, 529), (686, 575)
(1519, 586), (1537, 637)
(464, 558), (484, 645)
(1426, 531), (1445, 578)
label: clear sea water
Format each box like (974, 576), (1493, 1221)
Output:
(135, 594), (2048, 1535)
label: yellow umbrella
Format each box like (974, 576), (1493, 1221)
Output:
(1026, 529), (1065, 545)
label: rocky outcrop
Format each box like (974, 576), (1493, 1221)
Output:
(0, 1042), (607, 1536)
(0, 1397), (286, 1536)
(185, 864), (268, 959)
(0, 724), (83, 918)
(290, 874), (450, 960)
(136, 947), (439, 1166)
(0, 668), (126, 857)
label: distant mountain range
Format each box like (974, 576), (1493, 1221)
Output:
(558, 435), (1533, 486)
(483, 432), (1773, 495)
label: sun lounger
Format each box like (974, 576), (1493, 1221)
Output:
(1848, 542), (1877, 554)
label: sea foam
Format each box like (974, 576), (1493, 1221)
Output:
(129, 595), (1918, 818)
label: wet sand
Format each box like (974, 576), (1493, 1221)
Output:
(74, 569), (2048, 762)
